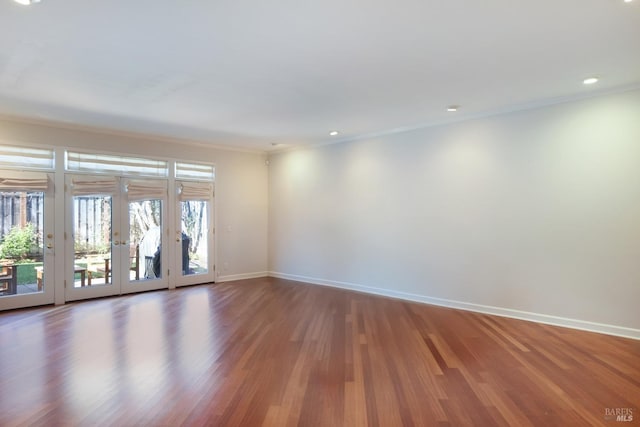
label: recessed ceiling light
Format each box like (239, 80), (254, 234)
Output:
(13, 0), (41, 5)
(329, 131), (339, 136)
(583, 77), (599, 85)
(624, 0), (633, 3)
(447, 106), (459, 112)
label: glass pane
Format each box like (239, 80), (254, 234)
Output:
(180, 200), (208, 276)
(74, 195), (112, 287)
(131, 199), (162, 280)
(0, 191), (45, 296)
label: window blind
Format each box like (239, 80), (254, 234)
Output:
(178, 182), (213, 201)
(0, 175), (49, 191)
(175, 162), (215, 181)
(125, 179), (167, 201)
(0, 145), (55, 170)
(66, 151), (168, 177)
(70, 176), (119, 196)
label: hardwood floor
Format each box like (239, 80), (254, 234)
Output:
(0, 277), (638, 426)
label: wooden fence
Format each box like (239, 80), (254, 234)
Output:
(74, 196), (111, 253)
(0, 194), (110, 253)
(0, 192), (44, 243)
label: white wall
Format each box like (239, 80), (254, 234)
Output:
(0, 119), (269, 282)
(268, 89), (640, 337)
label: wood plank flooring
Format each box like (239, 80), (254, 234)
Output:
(0, 277), (638, 426)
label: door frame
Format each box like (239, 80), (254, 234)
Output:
(64, 175), (171, 302)
(120, 178), (169, 294)
(174, 181), (215, 287)
(0, 170), (55, 311)
(64, 174), (122, 302)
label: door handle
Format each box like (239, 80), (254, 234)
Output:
(46, 243), (53, 249)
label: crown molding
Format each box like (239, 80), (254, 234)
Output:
(0, 113), (267, 155)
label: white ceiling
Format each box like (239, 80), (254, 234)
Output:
(0, 0), (638, 151)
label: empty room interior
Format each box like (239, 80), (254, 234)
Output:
(0, 0), (639, 426)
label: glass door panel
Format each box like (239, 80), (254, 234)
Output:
(0, 192), (44, 295)
(123, 198), (167, 293)
(74, 195), (112, 287)
(66, 193), (118, 300)
(180, 200), (208, 276)
(0, 191), (44, 296)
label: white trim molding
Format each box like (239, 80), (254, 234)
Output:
(216, 271), (269, 283)
(268, 272), (640, 341)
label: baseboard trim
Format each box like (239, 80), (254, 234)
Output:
(268, 271), (640, 341)
(216, 271), (268, 283)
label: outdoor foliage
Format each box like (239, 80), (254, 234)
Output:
(182, 200), (206, 255)
(130, 199), (161, 243)
(16, 262), (42, 285)
(0, 224), (37, 261)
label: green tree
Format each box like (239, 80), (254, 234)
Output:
(0, 224), (37, 261)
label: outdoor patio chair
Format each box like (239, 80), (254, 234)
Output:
(0, 264), (17, 296)
(86, 244), (139, 285)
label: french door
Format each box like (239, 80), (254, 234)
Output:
(175, 181), (215, 286)
(0, 170), (55, 311)
(0, 148), (215, 310)
(65, 175), (168, 301)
